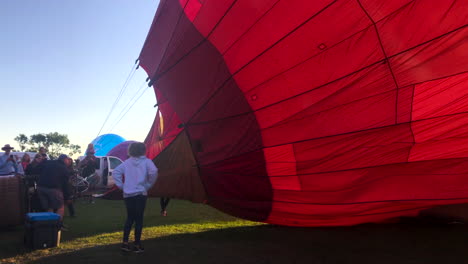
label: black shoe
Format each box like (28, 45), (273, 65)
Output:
(121, 242), (131, 252)
(133, 243), (145, 253)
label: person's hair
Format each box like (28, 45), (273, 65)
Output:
(21, 153), (31, 162)
(128, 142), (146, 157)
(58, 154), (68, 161)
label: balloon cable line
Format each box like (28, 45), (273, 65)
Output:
(108, 79), (147, 130)
(108, 80), (150, 132)
(96, 61), (138, 137)
(107, 80), (148, 132)
(356, 0), (400, 124)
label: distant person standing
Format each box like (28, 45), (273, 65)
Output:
(12, 154), (24, 175)
(61, 155), (76, 217)
(113, 142), (158, 253)
(0, 144), (19, 175)
(160, 197), (170, 216)
(21, 153), (31, 171)
(79, 144), (98, 178)
(38, 147), (49, 160)
(25, 154), (45, 212)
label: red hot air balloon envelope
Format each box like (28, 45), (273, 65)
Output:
(138, 0), (468, 226)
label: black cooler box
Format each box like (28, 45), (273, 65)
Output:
(24, 212), (61, 249)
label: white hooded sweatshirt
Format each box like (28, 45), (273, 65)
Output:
(112, 156), (158, 198)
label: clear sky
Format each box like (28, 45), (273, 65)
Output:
(0, 0), (160, 156)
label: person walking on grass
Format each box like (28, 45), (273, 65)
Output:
(112, 142), (158, 253)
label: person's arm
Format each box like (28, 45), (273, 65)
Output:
(8, 156), (19, 173)
(0, 155), (9, 169)
(145, 159), (158, 190)
(15, 161), (23, 175)
(78, 157), (89, 169)
(112, 163), (125, 190)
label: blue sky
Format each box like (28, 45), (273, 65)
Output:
(0, 0), (160, 155)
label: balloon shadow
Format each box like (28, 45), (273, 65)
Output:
(30, 223), (468, 264)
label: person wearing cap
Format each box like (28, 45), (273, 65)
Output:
(0, 144), (19, 176)
(36, 154), (71, 221)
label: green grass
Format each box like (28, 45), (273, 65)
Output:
(0, 198), (259, 264)
(1, 198), (468, 264)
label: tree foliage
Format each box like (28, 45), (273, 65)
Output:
(14, 132), (82, 159)
(14, 134), (28, 151)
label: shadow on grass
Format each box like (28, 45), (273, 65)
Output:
(30, 222), (468, 264)
(0, 225), (28, 259)
(59, 198), (240, 242)
(0, 198), (242, 259)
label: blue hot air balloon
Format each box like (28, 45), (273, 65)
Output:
(89, 134), (126, 156)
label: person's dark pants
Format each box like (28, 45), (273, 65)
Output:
(67, 202), (75, 217)
(160, 197), (170, 211)
(123, 195), (147, 244)
(37, 186), (64, 219)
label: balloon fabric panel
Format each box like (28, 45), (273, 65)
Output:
(139, 0), (468, 226)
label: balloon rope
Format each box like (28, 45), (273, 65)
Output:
(96, 61), (138, 137)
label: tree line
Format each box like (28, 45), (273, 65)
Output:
(14, 132), (81, 159)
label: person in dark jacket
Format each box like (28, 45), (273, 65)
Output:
(25, 154), (45, 175)
(79, 145), (99, 178)
(25, 154), (46, 212)
(36, 154), (71, 220)
(64, 156), (76, 217)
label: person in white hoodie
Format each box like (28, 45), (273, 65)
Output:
(112, 142), (158, 253)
